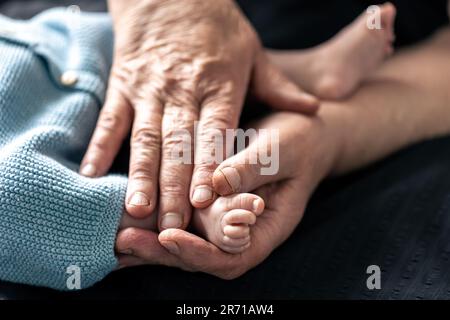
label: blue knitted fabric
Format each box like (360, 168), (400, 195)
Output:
(0, 9), (127, 290)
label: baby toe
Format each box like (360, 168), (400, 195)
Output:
(222, 209), (256, 227)
(221, 242), (251, 254)
(221, 193), (265, 215)
(223, 224), (250, 239)
(223, 235), (251, 247)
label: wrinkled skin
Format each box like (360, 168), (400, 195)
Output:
(80, 0), (319, 232)
(116, 112), (335, 279)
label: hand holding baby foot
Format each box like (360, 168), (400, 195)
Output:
(117, 177), (307, 279)
(117, 153), (323, 278)
(119, 191), (265, 255)
(117, 110), (340, 276)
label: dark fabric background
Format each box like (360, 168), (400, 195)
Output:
(239, 0), (449, 49)
(0, 0), (450, 300)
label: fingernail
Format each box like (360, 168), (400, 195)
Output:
(160, 212), (183, 229)
(253, 199), (264, 214)
(192, 186), (213, 203)
(128, 192), (150, 206)
(220, 167), (241, 193)
(80, 163), (97, 177)
(118, 249), (133, 255)
(161, 241), (180, 255)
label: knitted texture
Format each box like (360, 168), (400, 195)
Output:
(0, 9), (127, 290)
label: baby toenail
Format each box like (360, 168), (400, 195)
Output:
(128, 192), (150, 206)
(192, 186), (213, 203)
(220, 167), (241, 193)
(253, 199), (264, 214)
(161, 212), (183, 229)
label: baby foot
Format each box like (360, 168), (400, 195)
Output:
(269, 2), (397, 100)
(313, 2), (396, 99)
(192, 193), (265, 254)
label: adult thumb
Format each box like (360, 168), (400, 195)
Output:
(252, 51), (320, 114)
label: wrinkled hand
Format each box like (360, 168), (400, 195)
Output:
(80, 0), (319, 232)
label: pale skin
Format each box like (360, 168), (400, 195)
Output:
(117, 26), (450, 279)
(116, 3), (398, 254)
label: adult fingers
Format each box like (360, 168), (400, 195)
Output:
(126, 97), (163, 218)
(80, 81), (132, 177)
(158, 104), (198, 230)
(190, 91), (242, 209)
(116, 228), (178, 268)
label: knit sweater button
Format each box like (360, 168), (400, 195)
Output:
(60, 71), (78, 86)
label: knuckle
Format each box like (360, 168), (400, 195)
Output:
(91, 138), (109, 153)
(199, 125), (227, 142)
(160, 178), (188, 197)
(117, 227), (141, 248)
(197, 60), (233, 87)
(165, 86), (198, 106)
(133, 148), (156, 163)
(165, 105), (194, 118)
(132, 127), (161, 148)
(194, 165), (215, 182)
(129, 160), (155, 180)
(195, 131), (226, 166)
(202, 107), (236, 130)
(159, 77), (199, 107)
(164, 106), (197, 128)
(162, 131), (192, 154)
(98, 110), (123, 132)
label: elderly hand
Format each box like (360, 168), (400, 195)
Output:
(80, 0), (319, 232)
